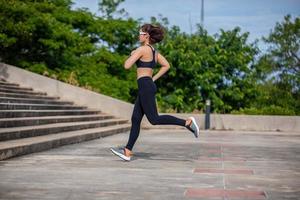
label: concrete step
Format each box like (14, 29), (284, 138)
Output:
(0, 123), (131, 160)
(0, 114), (114, 128)
(0, 103), (87, 110)
(0, 110), (101, 118)
(0, 118), (129, 141)
(0, 85), (33, 91)
(0, 92), (59, 100)
(0, 81), (19, 87)
(0, 88), (47, 95)
(0, 97), (73, 105)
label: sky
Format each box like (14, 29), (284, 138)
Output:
(72, 0), (300, 51)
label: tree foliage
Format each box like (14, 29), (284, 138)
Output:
(155, 25), (259, 113)
(249, 15), (300, 115)
(263, 15), (300, 89)
(0, 0), (138, 102)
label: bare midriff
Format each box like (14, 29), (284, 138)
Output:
(137, 68), (153, 79)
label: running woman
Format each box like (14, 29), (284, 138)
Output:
(111, 24), (199, 161)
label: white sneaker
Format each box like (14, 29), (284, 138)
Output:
(110, 147), (132, 161)
(186, 117), (200, 138)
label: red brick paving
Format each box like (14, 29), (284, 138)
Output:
(198, 156), (246, 162)
(185, 188), (266, 199)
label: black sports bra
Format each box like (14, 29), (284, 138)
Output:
(136, 44), (156, 69)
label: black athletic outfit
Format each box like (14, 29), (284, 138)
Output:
(125, 44), (186, 151)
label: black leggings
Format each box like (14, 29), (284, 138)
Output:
(126, 76), (186, 150)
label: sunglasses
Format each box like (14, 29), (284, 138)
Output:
(139, 31), (147, 35)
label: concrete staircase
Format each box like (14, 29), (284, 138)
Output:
(0, 79), (131, 160)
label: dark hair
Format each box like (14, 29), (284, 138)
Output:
(141, 24), (165, 44)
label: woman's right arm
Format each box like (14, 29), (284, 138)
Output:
(124, 47), (143, 70)
(152, 53), (170, 82)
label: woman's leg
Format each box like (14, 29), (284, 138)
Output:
(125, 95), (144, 151)
(140, 90), (200, 138)
(140, 86), (186, 126)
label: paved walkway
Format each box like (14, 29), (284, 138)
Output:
(0, 129), (299, 200)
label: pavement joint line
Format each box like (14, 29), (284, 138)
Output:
(200, 143), (240, 148)
(193, 168), (254, 175)
(206, 149), (222, 153)
(221, 146), (227, 200)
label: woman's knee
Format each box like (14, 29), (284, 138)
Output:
(147, 116), (159, 125)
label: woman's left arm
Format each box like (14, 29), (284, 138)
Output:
(124, 47), (143, 70)
(152, 53), (170, 82)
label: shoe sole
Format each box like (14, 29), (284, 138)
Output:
(110, 148), (131, 161)
(189, 117), (199, 138)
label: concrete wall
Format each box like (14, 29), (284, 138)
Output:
(0, 63), (133, 120)
(210, 114), (300, 132)
(1, 62), (299, 132)
(142, 113), (300, 132)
